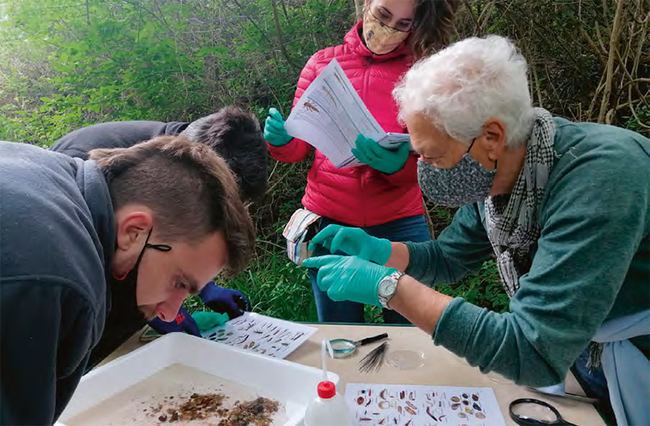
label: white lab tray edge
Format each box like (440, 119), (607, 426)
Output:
(58, 333), (337, 426)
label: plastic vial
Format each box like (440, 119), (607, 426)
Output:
(304, 381), (353, 426)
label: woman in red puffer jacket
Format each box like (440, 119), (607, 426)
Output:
(265, 0), (458, 323)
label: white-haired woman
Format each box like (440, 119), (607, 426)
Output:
(304, 35), (649, 425)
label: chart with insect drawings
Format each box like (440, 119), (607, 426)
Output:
(200, 312), (317, 359)
(345, 383), (505, 426)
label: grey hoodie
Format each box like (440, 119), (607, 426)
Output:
(0, 141), (115, 424)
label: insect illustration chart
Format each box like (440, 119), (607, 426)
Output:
(345, 383), (505, 426)
(201, 312), (317, 359)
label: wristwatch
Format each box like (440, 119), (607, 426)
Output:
(377, 271), (404, 309)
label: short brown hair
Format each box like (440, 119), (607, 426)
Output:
(89, 136), (255, 274)
(181, 106), (268, 202)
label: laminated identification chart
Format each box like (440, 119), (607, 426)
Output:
(345, 383), (505, 426)
(201, 312), (317, 359)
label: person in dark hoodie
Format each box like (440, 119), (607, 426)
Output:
(51, 107), (267, 363)
(52, 106), (268, 203)
(0, 136), (256, 425)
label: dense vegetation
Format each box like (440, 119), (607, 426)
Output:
(1, 0), (647, 322)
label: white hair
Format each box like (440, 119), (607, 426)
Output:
(393, 35), (534, 146)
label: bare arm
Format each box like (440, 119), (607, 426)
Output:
(386, 241), (410, 271)
(387, 275), (453, 334)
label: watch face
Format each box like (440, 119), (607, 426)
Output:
(379, 276), (397, 298)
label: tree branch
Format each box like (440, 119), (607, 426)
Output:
(598, 0), (625, 123)
(270, 0), (300, 70)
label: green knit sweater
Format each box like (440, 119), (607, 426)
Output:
(405, 118), (650, 386)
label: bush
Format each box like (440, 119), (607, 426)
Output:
(1, 0), (646, 322)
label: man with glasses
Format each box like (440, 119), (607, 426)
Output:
(51, 106), (267, 365)
(0, 136), (255, 424)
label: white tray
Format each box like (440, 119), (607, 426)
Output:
(57, 333), (338, 425)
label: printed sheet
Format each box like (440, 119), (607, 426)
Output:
(345, 383), (505, 426)
(284, 58), (410, 168)
(201, 312), (317, 359)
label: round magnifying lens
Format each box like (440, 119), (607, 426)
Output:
(329, 339), (357, 358)
(510, 399), (560, 424)
(512, 402), (557, 421)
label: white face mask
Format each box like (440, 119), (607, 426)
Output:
(362, 10), (410, 55)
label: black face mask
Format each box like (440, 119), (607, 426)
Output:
(117, 228), (172, 317)
(90, 229), (171, 367)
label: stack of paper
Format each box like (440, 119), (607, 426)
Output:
(284, 58), (410, 168)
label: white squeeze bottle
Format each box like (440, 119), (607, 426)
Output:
(304, 340), (353, 426)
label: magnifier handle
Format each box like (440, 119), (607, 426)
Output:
(358, 333), (388, 346)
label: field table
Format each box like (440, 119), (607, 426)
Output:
(101, 323), (606, 426)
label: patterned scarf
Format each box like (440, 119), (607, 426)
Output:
(485, 108), (556, 297)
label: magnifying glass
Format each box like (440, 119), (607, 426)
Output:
(329, 333), (388, 358)
(509, 398), (578, 426)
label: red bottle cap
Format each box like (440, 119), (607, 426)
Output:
(317, 381), (336, 399)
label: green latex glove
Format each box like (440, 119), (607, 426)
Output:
(302, 255), (396, 307)
(351, 134), (409, 174)
(191, 311), (230, 332)
(264, 107), (293, 147)
(308, 224), (392, 265)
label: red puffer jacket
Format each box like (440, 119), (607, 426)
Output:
(268, 21), (423, 227)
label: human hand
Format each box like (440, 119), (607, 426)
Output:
(308, 224), (392, 265)
(191, 311), (230, 332)
(199, 281), (250, 320)
(302, 255), (396, 307)
(263, 107), (293, 146)
(148, 307), (201, 336)
(351, 134), (409, 174)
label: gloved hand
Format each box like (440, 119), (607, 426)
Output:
(351, 134), (410, 174)
(148, 307), (201, 337)
(264, 107), (293, 146)
(199, 281), (250, 320)
(302, 255), (396, 307)
(308, 224), (392, 265)
(191, 311), (230, 332)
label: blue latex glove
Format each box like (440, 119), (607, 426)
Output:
(308, 224), (392, 265)
(199, 281), (250, 319)
(148, 307), (201, 336)
(302, 255), (396, 307)
(351, 134), (410, 174)
(264, 107), (293, 146)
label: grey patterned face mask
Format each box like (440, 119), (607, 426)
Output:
(417, 142), (496, 207)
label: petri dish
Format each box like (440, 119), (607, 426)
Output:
(386, 350), (425, 370)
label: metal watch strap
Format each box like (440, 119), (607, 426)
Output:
(378, 271), (404, 309)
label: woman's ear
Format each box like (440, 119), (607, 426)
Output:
(481, 118), (507, 162)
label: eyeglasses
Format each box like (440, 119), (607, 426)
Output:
(368, 6), (413, 33)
